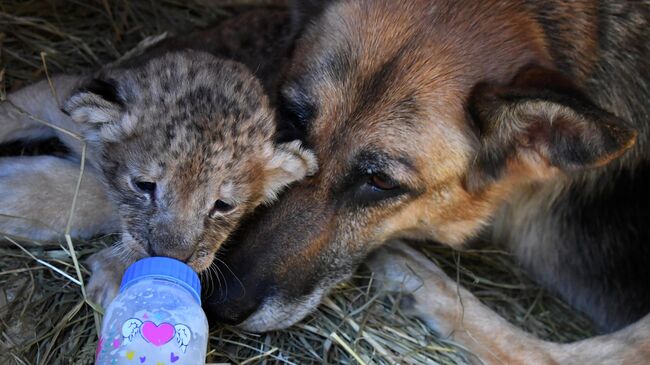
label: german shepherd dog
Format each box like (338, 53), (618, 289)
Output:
(203, 0), (650, 363)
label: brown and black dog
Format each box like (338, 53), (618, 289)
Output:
(204, 0), (650, 363)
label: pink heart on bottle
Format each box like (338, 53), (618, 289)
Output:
(141, 321), (175, 346)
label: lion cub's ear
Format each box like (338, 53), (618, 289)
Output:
(62, 78), (131, 142)
(263, 140), (318, 203)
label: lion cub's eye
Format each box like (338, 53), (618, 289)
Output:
(133, 179), (157, 196)
(210, 199), (236, 216)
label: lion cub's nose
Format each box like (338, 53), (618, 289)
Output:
(146, 219), (200, 262)
(147, 241), (194, 262)
(149, 244), (195, 263)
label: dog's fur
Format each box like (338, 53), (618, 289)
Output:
(201, 1), (650, 362)
(0, 49), (316, 306)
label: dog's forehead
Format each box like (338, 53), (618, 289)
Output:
(288, 0), (550, 126)
(286, 0), (552, 181)
(287, 6), (475, 174)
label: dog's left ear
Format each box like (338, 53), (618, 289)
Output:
(466, 65), (637, 193)
(263, 140), (318, 203)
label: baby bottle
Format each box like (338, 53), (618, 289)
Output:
(95, 257), (208, 365)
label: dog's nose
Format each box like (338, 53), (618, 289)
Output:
(206, 297), (259, 325)
(203, 273), (270, 325)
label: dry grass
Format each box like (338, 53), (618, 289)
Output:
(0, 1), (595, 364)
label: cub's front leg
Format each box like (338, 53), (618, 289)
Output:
(0, 75), (85, 149)
(0, 156), (119, 241)
(86, 245), (140, 308)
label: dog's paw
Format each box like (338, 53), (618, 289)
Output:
(366, 240), (463, 335)
(366, 240), (448, 292)
(366, 244), (425, 293)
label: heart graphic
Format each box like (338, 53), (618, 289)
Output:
(126, 351), (135, 360)
(170, 352), (180, 363)
(141, 321), (175, 346)
(139, 356), (146, 363)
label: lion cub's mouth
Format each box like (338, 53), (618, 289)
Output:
(120, 232), (216, 272)
(186, 253), (216, 272)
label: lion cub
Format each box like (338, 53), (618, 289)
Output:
(0, 51), (316, 305)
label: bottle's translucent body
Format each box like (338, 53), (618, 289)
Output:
(95, 259), (208, 365)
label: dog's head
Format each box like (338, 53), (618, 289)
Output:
(206, 0), (637, 330)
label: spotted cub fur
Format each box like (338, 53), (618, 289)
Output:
(0, 50), (316, 306)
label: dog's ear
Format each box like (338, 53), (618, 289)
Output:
(62, 77), (134, 142)
(263, 140), (318, 203)
(466, 65), (637, 193)
(290, 0), (334, 35)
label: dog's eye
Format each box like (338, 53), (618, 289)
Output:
(133, 179), (157, 196)
(210, 199), (236, 216)
(354, 173), (406, 205)
(369, 173), (400, 191)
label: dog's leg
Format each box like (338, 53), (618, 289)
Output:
(1, 75), (84, 147)
(367, 241), (650, 365)
(0, 156), (119, 241)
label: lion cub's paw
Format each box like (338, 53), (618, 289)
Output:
(85, 248), (126, 309)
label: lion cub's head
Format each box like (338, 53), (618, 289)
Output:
(63, 51), (316, 271)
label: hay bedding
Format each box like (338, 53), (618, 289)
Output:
(0, 1), (595, 364)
